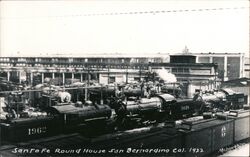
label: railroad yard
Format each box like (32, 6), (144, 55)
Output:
(0, 75), (249, 156)
(0, 1), (249, 156)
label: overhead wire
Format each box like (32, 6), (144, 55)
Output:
(0, 6), (248, 20)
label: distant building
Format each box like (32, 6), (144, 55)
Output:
(0, 52), (246, 97)
(244, 57), (250, 78)
(0, 55), (167, 86)
(150, 54), (217, 98)
(195, 52), (245, 81)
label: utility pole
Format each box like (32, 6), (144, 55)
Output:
(85, 66), (90, 101)
(126, 65), (128, 84)
(139, 64), (142, 82)
(108, 65), (110, 84)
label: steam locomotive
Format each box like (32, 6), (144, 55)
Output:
(0, 83), (247, 142)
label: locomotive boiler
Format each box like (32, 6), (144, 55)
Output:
(47, 101), (112, 135)
(108, 93), (205, 129)
(39, 88), (113, 135)
(193, 88), (247, 112)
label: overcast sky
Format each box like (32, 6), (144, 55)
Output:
(0, 0), (249, 57)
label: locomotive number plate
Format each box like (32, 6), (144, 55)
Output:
(181, 105), (190, 111)
(28, 126), (47, 135)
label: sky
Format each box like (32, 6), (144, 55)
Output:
(0, 0), (249, 57)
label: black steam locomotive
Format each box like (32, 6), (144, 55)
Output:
(0, 84), (247, 142)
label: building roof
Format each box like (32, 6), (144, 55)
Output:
(2, 53), (171, 58)
(2, 52), (245, 58)
(150, 62), (217, 67)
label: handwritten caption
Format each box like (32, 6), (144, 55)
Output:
(11, 147), (204, 155)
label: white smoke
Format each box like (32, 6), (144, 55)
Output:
(156, 68), (177, 83)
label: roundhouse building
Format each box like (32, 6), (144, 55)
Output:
(0, 52), (246, 98)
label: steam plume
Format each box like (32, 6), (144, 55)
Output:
(156, 68), (177, 83)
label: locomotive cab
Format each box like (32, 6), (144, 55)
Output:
(221, 88), (246, 109)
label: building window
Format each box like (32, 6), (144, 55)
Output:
(109, 76), (115, 83)
(172, 68), (189, 73)
(184, 68), (189, 73)
(172, 68), (177, 73)
(134, 77), (141, 82)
